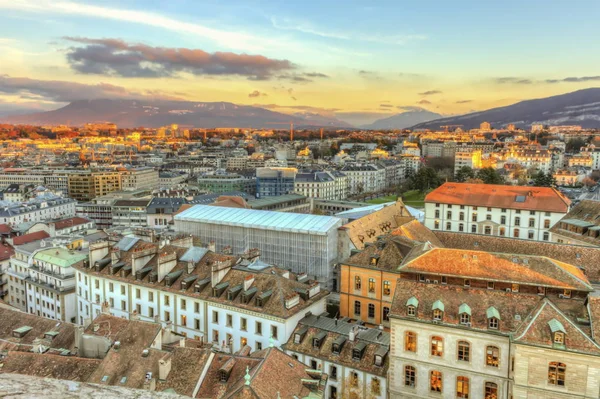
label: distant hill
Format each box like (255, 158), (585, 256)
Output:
(411, 88), (600, 130)
(1, 99), (352, 129)
(362, 108), (442, 130)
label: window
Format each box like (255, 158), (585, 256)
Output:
(562, 289), (571, 298)
(446, 222), (451, 230)
(484, 382), (498, 399)
(94, 280), (99, 289)
(256, 321), (262, 335)
(513, 228), (520, 238)
(515, 217), (520, 226)
(330, 365), (338, 380)
(441, 276), (447, 285)
(404, 365), (416, 387)
(484, 226), (491, 234)
(383, 281), (391, 296)
(433, 309), (443, 321)
(109, 282), (113, 292)
(350, 371), (359, 387)
(181, 315), (187, 326)
(368, 278), (375, 293)
(516, 210), (521, 214)
(459, 212), (464, 221)
(121, 286), (125, 295)
(430, 370), (442, 393)
(371, 378), (381, 395)
(488, 318), (499, 329)
(164, 310), (169, 321)
(544, 219), (551, 228)
(554, 331), (565, 345)
(241, 318), (247, 331)
(486, 214), (492, 221)
(405, 331), (417, 352)
(435, 203), (440, 207)
(435, 210), (440, 218)
(447, 211), (452, 219)
(464, 279), (470, 287)
(194, 302), (200, 313)
(354, 301), (361, 316)
(548, 362), (566, 386)
(487, 281), (494, 290)
(164, 295), (170, 306)
(459, 223), (464, 232)
(212, 311), (219, 324)
(271, 325), (278, 339)
(528, 230), (535, 239)
(457, 341), (470, 362)
(543, 232), (549, 241)
(310, 359), (318, 370)
(354, 276), (361, 290)
(148, 292), (154, 302)
(460, 313), (471, 325)
(471, 224), (477, 233)
(500, 215), (506, 224)
(181, 299), (186, 310)
(529, 218), (535, 227)
(368, 303), (375, 319)
(383, 307), (390, 322)
(486, 346), (499, 367)
(435, 220), (440, 229)
(512, 284), (519, 292)
(226, 314), (232, 327)
(456, 376), (470, 398)
(472, 213), (477, 222)
(431, 336), (443, 356)
(499, 227), (505, 236)
(213, 330), (219, 343)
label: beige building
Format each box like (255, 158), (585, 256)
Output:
(68, 171), (122, 202)
(119, 167), (158, 191)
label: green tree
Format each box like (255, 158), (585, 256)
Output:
(455, 166), (476, 182)
(566, 138), (586, 153)
(410, 167), (442, 193)
(476, 167), (504, 185)
(532, 171), (556, 187)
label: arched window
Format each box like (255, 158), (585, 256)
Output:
(456, 376), (470, 398)
(354, 276), (361, 290)
(431, 336), (443, 356)
(430, 370), (442, 392)
(484, 382), (498, 399)
(548, 362), (566, 386)
(404, 365), (416, 387)
(404, 331), (417, 352)
(457, 341), (470, 362)
(485, 346), (499, 367)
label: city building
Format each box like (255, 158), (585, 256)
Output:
(68, 171), (122, 202)
(424, 183), (570, 241)
(146, 197), (188, 228)
(341, 163), (386, 195)
(174, 205), (342, 287)
(111, 199), (151, 228)
(454, 150), (483, 174)
(284, 313), (389, 399)
(255, 167), (297, 198)
(0, 196), (76, 226)
(197, 172), (256, 195)
(480, 121), (491, 131)
(119, 167), (159, 191)
(294, 171), (349, 200)
(549, 200), (600, 247)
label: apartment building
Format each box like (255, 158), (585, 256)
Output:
(197, 172), (256, 195)
(424, 183), (570, 241)
(75, 236), (328, 353)
(388, 247), (600, 399)
(146, 197), (187, 228)
(549, 200), (600, 247)
(119, 167), (159, 191)
(454, 150), (483, 174)
(284, 313), (389, 399)
(256, 167), (297, 198)
(294, 171), (348, 200)
(111, 199), (150, 228)
(341, 163), (386, 195)
(68, 171), (122, 202)
(0, 195), (76, 226)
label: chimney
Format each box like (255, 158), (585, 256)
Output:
(208, 240), (216, 252)
(349, 327), (356, 342)
(187, 261), (194, 274)
(244, 275), (255, 291)
(159, 355), (172, 380)
(90, 241), (111, 266)
(131, 244), (157, 275)
(157, 251), (177, 282)
(111, 247), (120, 266)
(211, 260), (232, 288)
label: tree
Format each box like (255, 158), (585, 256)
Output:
(455, 166), (475, 182)
(476, 167), (504, 185)
(410, 167), (442, 193)
(532, 171), (556, 187)
(566, 137), (586, 153)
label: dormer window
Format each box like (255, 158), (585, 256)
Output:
(370, 256), (379, 266)
(486, 306), (500, 330)
(464, 279), (470, 288)
(562, 289), (571, 299)
(459, 303), (471, 326)
(489, 318), (499, 329)
(374, 355), (383, 366)
(511, 284), (519, 293)
(537, 286), (546, 296)
(487, 281), (494, 290)
(548, 319), (566, 347)
(313, 331), (327, 349)
(406, 297), (419, 317)
(432, 300), (444, 321)
(554, 332), (565, 345)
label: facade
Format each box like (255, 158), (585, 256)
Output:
(146, 197), (187, 228)
(76, 201), (113, 229)
(294, 171), (347, 200)
(119, 167), (158, 191)
(68, 171), (122, 202)
(256, 167), (297, 198)
(75, 237), (328, 353)
(174, 205), (342, 287)
(0, 196), (76, 226)
(341, 163), (386, 195)
(424, 182), (570, 241)
(549, 200), (600, 247)
(454, 150), (482, 174)
(197, 173), (256, 195)
(284, 314), (389, 399)
(111, 199), (150, 228)
(388, 247), (600, 399)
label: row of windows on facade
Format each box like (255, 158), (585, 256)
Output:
(434, 210), (552, 228)
(433, 220), (550, 240)
(435, 203), (552, 217)
(414, 274), (573, 298)
(354, 277), (391, 295)
(405, 332), (501, 366)
(353, 301), (390, 321)
(403, 361), (565, 396)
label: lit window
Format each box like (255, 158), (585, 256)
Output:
(484, 382), (498, 399)
(554, 332), (565, 345)
(404, 365), (416, 387)
(383, 281), (391, 296)
(354, 276), (361, 290)
(431, 336), (443, 356)
(430, 370), (442, 393)
(456, 376), (469, 398)
(548, 362), (566, 386)
(562, 289), (571, 298)
(433, 309), (443, 321)
(486, 346), (499, 367)
(405, 331), (417, 352)
(368, 278), (375, 293)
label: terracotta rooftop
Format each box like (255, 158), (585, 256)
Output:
(0, 351), (101, 381)
(390, 218), (444, 247)
(0, 223), (12, 234)
(0, 241), (14, 261)
(210, 196), (250, 209)
(12, 231), (50, 246)
(156, 346), (211, 397)
(549, 199), (600, 246)
(399, 248), (592, 291)
(434, 231), (600, 282)
(54, 216), (91, 230)
(425, 182), (571, 212)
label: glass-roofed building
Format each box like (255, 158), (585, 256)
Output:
(174, 205), (342, 288)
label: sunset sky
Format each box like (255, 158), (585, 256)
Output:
(1, 0), (600, 125)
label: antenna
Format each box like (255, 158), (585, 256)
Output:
(290, 122), (294, 142)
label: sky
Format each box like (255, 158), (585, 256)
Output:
(1, 0), (600, 125)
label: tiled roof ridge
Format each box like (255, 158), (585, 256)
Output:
(543, 257), (593, 290)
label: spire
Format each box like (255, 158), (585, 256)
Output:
(244, 366), (251, 385)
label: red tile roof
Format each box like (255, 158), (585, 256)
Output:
(12, 231), (50, 246)
(0, 224), (12, 234)
(0, 242), (14, 261)
(54, 217), (90, 230)
(425, 182), (571, 212)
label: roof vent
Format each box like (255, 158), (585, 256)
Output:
(142, 349), (149, 357)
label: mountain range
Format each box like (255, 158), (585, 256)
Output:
(411, 88), (600, 130)
(0, 99), (352, 129)
(362, 108), (442, 129)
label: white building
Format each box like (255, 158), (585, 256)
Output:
(341, 163), (386, 194)
(424, 182), (570, 241)
(294, 171), (348, 200)
(0, 196), (76, 227)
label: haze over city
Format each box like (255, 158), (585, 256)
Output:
(2, 0), (600, 125)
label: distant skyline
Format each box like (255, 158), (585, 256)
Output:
(1, 0), (600, 125)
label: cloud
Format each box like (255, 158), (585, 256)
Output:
(303, 72), (330, 78)
(418, 90), (442, 96)
(291, 96), (297, 101)
(396, 105), (423, 112)
(379, 104), (394, 108)
(0, 75), (181, 103)
(248, 90), (267, 98)
(494, 77), (533, 85)
(545, 76), (600, 83)
(359, 70), (375, 75)
(416, 99), (431, 105)
(63, 37), (295, 80)
(455, 99), (472, 104)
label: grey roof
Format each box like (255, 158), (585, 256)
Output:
(147, 197), (187, 214)
(180, 247), (209, 263)
(297, 314), (390, 346)
(115, 237), (139, 251)
(175, 205), (342, 235)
